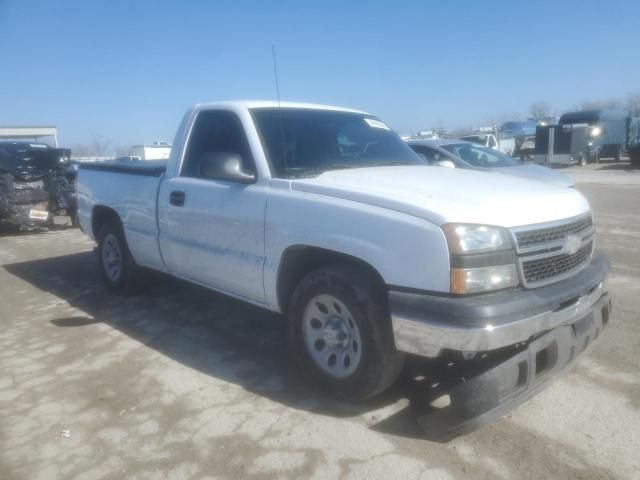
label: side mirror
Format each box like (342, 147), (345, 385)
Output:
(436, 160), (456, 168)
(199, 152), (256, 184)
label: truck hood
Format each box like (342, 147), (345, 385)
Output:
(487, 164), (574, 188)
(291, 166), (589, 227)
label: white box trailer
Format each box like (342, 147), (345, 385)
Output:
(130, 142), (171, 161)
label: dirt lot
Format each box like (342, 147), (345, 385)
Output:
(1, 166), (639, 480)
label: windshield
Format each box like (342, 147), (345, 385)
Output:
(0, 142), (49, 157)
(251, 108), (424, 178)
(559, 113), (599, 126)
(460, 135), (486, 145)
(441, 143), (520, 168)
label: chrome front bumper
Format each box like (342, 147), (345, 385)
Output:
(390, 252), (609, 358)
(416, 299), (611, 441)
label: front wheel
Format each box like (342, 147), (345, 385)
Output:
(289, 264), (405, 401)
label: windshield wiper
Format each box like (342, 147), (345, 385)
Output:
(375, 161), (417, 167)
(293, 164), (360, 178)
(291, 161), (418, 179)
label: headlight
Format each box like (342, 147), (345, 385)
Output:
(443, 224), (519, 294)
(590, 127), (602, 137)
(451, 264), (519, 294)
(442, 224), (511, 254)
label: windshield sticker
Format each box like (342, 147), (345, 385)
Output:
(364, 118), (391, 130)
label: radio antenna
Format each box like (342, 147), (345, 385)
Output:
(272, 44), (288, 176)
(272, 44), (282, 107)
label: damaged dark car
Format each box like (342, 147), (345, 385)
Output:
(0, 141), (77, 229)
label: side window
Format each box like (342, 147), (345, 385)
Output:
(421, 146), (443, 165)
(181, 110), (254, 178)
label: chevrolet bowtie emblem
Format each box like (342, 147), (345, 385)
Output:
(565, 235), (582, 255)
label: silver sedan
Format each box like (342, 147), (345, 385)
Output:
(407, 138), (573, 188)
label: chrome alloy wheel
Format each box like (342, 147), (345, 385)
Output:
(102, 233), (123, 282)
(302, 294), (362, 378)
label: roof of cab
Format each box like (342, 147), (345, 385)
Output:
(193, 100), (367, 114)
(559, 109), (628, 124)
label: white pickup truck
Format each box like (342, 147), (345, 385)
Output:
(77, 101), (610, 436)
(460, 132), (516, 156)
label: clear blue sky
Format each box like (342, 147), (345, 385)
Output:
(1, 0), (639, 147)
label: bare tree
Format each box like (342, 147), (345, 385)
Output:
(449, 126), (473, 137)
(90, 136), (112, 156)
(529, 101), (550, 121)
(71, 143), (92, 157)
(626, 92), (640, 117)
(71, 136), (117, 159)
(433, 119), (446, 136)
(114, 145), (132, 158)
(578, 99), (623, 111)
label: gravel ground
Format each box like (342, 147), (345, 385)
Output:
(1, 168), (639, 480)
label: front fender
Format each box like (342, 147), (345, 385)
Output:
(263, 186), (451, 311)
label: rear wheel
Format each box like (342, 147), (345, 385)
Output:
(289, 264), (405, 400)
(70, 211), (79, 228)
(96, 218), (142, 295)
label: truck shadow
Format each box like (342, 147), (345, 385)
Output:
(0, 223), (76, 237)
(4, 251), (504, 442)
(4, 251), (627, 478)
(592, 162), (640, 171)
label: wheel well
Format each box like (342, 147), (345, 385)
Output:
(277, 246), (386, 313)
(91, 205), (120, 238)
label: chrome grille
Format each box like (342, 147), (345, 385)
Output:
(512, 215), (594, 288)
(522, 241), (593, 285)
(515, 216), (593, 249)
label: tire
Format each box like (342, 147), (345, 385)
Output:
(96, 218), (142, 295)
(578, 154), (587, 167)
(289, 264), (405, 401)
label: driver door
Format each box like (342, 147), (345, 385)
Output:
(158, 109), (268, 303)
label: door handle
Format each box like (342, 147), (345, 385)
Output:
(169, 190), (185, 207)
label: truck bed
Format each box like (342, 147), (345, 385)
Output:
(78, 159), (167, 176)
(76, 160), (166, 272)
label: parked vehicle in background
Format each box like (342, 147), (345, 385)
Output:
(116, 155), (142, 162)
(559, 110), (628, 163)
(77, 101), (609, 436)
(0, 141), (77, 228)
(500, 120), (538, 158)
(408, 138), (573, 187)
(460, 132), (516, 156)
(130, 141), (171, 161)
(627, 117), (640, 166)
(535, 123), (591, 167)
(412, 130), (440, 140)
